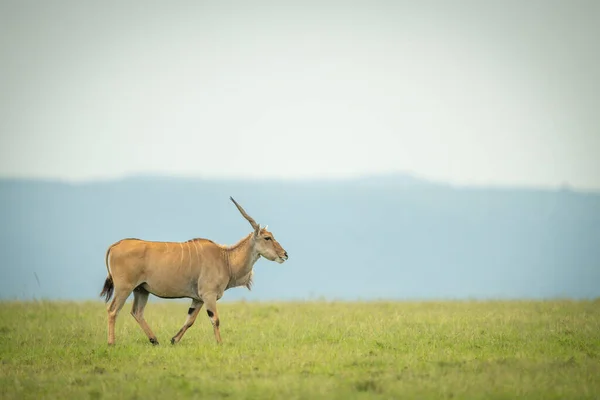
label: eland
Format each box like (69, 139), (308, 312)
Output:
(99, 197), (288, 346)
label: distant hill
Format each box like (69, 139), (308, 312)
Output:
(1, 175), (599, 301)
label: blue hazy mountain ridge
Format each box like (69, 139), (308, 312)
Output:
(0, 175), (599, 301)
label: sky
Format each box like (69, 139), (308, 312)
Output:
(1, 0), (599, 189)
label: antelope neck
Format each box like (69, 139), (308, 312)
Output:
(224, 233), (260, 281)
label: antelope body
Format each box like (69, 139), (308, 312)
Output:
(100, 197), (288, 345)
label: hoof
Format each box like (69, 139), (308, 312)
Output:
(149, 338), (159, 346)
(170, 338), (176, 345)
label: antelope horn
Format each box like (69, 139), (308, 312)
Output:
(230, 197), (259, 231)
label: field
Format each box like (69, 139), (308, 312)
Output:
(1, 300), (599, 399)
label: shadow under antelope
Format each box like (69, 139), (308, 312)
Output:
(99, 197), (288, 346)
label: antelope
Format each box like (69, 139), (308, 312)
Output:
(99, 197), (288, 346)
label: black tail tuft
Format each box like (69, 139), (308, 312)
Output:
(100, 275), (114, 303)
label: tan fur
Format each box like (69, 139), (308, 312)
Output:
(101, 197), (288, 346)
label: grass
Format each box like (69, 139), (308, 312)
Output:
(0, 299), (599, 399)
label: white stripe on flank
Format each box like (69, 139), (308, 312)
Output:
(187, 242), (192, 269)
(179, 243), (184, 264)
(192, 241), (200, 264)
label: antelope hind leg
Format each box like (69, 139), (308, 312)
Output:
(106, 287), (133, 345)
(131, 287), (159, 345)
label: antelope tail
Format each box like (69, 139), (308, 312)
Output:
(99, 245), (115, 303)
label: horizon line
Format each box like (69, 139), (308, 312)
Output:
(0, 172), (598, 194)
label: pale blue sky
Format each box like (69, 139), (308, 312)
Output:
(1, 0), (599, 189)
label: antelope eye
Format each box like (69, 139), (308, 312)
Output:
(264, 237), (271, 241)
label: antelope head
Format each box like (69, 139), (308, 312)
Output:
(230, 197), (289, 264)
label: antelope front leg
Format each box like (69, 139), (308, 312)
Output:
(171, 299), (203, 345)
(203, 295), (222, 344)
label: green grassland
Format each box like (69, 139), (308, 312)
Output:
(1, 299), (599, 399)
